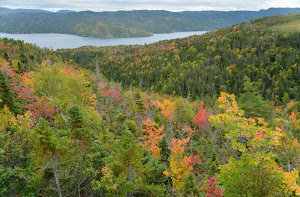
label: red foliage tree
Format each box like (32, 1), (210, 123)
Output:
(184, 151), (202, 173)
(195, 105), (209, 131)
(204, 176), (223, 197)
(101, 88), (122, 102)
(24, 99), (55, 120)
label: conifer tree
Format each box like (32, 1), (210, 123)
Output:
(29, 118), (72, 197)
(68, 105), (84, 129)
(208, 151), (220, 177)
(0, 71), (21, 114)
(116, 128), (144, 182)
(67, 105), (90, 144)
(157, 135), (171, 165)
(110, 127), (145, 196)
(134, 90), (146, 113)
(183, 173), (199, 196)
(239, 76), (272, 119)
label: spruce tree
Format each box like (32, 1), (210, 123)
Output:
(239, 76), (272, 119)
(183, 173), (199, 196)
(208, 151), (220, 177)
(0, 71), (21, 114)
(115, 127), (144, 182)
(157, 135), (171, 165)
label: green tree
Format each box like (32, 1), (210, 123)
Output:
(0, 71), (21, 114)
(110, 127), (145, 196)
(238, 76), (272, 119)
(157, 135), (171, 166)
(208, 151), (220, 177)
(0, 107), (36, 196)
(30, 63), (95, 123)
(67, 105), (92, 144)
(68, 105), (85, 129)
(174, 98), (195, 126)
(219, 155), (285, 197)
(183, 173), (199, 196)
(29, 118), (73, 197)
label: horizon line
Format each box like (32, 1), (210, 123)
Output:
(1, 6), (300, 13)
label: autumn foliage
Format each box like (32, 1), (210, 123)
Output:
(169, 137), (191, 191)
(204, 177), (223, 197)
(139, 118), (165, 159)
(195, 106), (209, 131)
(1, 15), (300, 196)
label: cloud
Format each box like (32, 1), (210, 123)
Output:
(1, 0), (299, 12)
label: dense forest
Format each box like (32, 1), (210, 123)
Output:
(59, 14), (300, 106)
(0, 14), (300, 197)
(0, 8), (300, 38)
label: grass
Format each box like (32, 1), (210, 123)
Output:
(267, 17), (300, 32)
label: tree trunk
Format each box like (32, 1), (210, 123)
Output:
(95, 61), (101, 81)
(51, 157), (63, 197)
(127, 156), (133, 197)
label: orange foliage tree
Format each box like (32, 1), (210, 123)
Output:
(139, 118), (165, 159)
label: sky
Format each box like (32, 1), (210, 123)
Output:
(1, 0), (300, 12)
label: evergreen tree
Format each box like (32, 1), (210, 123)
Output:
(157, 135), (171, 165)
(238, 76), (272, 119)
(116, 128), (144, 181)
(183, 173), (199, 196)
(110, 127), (145, 196)
(67, 105), (91, 143)
(208, 151), (220, 177)
(134, 90), (146, 113)
(67, 105), (85, 129)
(29, 118), (72, 197)
(0, 71), (21, 114)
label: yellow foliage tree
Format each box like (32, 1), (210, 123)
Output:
(211, 92), (300, 195)
(169, 137), (190, 191)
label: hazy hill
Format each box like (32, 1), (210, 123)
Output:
(56, 10), (76, 14)
(0, 7), (299, 38)
(0, 7), (52, 15)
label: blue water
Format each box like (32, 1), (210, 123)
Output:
(0, 31), (206, 50)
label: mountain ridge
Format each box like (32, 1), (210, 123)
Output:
(0, 8), (300, 38)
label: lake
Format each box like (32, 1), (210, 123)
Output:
(0, 31), (206, 50)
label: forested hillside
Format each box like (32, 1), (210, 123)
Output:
(59, 14), (300, 106)
(0, 8), (300, 38)
(0, 14), (300, 197)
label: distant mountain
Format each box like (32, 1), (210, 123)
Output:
(0, 7), (51, 15)
(0, 7), (76, 15)
(0, 7), (299, 38)
(56, 10), (76, 14)
(0, 7), (14, 15)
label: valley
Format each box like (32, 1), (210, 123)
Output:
(0, 12), (299, 197)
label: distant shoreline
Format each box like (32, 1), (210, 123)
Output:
(0, 31), (207, 50)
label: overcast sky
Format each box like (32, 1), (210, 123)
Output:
(1, 0), (300, 12)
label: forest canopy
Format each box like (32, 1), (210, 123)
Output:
(0, 14), (300, 197)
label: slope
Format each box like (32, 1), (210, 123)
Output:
(58, 14), (300, 105)
(1, 33), (300, 197)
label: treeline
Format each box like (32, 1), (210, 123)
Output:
(59, 14), (300, 106)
